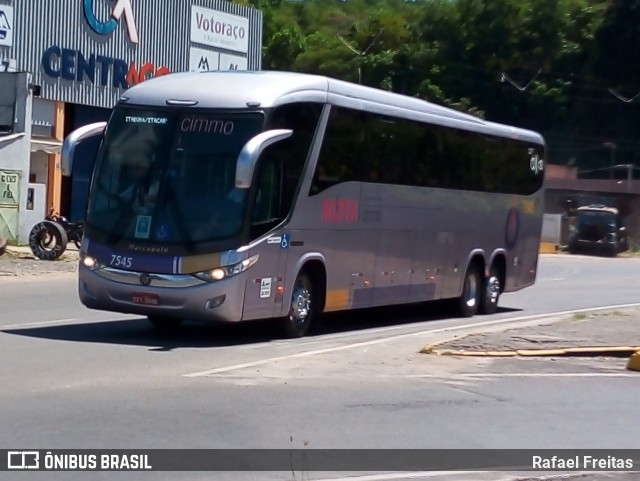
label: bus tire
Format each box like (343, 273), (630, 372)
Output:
(148, 316), (183, 330)
(457, 263), (481, 317)
(28, 220), (68, 260)
(281, 272), (315, 338)
(480, 265), (501, 315)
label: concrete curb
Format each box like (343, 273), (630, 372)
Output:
(421, 345), (640, 357)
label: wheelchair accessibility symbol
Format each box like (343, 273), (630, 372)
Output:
(281, 233), (289, 249)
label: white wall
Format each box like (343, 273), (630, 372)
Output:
(20, 183), (46, 237)
(0, 72), (36, 244)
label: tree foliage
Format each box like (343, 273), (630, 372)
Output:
(234, 0), (640, 171)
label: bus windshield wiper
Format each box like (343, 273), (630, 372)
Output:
(165, 185), (196, 253)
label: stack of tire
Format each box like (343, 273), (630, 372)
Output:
(28, 220), (68, 260)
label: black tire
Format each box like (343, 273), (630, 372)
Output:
(479, 264), (501, 315)
(280, 272), (316, 338)
(28, 220), (68, 260)
(148, 316), (183, 330)
(0, 235), (6, 256)
(71, 225), (84, 250)
(456, 263), (481, 318)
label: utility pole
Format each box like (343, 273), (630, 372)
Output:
(603, 142), (616, 179)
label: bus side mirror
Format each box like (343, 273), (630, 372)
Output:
(235, 129), (293, 189)
(61, 122), (107, 176)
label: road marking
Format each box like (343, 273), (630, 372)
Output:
(183, 303), (640, 377)
(0, 318), (78, 330)
(404, 373), (637, 379)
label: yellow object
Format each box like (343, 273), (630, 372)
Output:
(627, 352), (640, 372)
(324, 289), (350, 311)
(539, 242), (559, 254)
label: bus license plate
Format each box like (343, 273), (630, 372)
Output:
(132, 293), (160, 306)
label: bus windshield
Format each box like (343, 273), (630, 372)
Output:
(86, 108), (264, 246)
(576, 210), (617, 230)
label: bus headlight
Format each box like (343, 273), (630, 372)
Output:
(83, 255), (96, 268)
(211, 268), (226, 280)
(193, 254), (259, 282)
(81, 253), (104, 271)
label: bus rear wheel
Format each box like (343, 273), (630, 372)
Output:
(148, 316), (183, 331)
(281, 273), (315, 338)
(480, 265), (501, 315)
(456, 264), (481, 317)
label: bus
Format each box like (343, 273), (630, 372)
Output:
(62, 70), (546, 338)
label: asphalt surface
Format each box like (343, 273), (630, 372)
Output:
(0, 253), (639, 481)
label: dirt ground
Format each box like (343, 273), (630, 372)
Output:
(425, 308), (640, 354)
(0, 245), (79, 277)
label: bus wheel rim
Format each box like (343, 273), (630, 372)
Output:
(465, 274), (478, 308)
(486, 276), (500, 304)
(291, 286), (311, 325)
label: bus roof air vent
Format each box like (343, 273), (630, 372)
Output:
(166, 99), (199, 106)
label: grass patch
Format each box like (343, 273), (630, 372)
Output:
(572, 312), (588, 321)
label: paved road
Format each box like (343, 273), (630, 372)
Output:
(0, 254), (639, 480)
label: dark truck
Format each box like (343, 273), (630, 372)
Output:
(568, 205), (629, 256)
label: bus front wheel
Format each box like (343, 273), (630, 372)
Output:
(281, 273), (315, 338)
(148, 316), (183, 331)
(457, 264), (481, 317)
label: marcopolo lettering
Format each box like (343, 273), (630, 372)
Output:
(195, 12), (246, 40)
(41, 45), (170, 89)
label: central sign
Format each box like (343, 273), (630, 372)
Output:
(40, 1), (170, 89)
(83, 0), (139, 44)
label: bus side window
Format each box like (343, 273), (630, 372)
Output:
(267, 102), (322, 199)
(310, 107), (364, 195)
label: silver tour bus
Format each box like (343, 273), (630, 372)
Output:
(63, 71), (546, 338)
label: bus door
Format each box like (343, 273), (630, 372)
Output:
(241, 153), (290, 321)
(241, 231), (288, 321)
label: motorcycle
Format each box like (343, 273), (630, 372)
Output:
(28, 210), (84, 261)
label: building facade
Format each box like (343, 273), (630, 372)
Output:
(0, 0), (262, 243)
